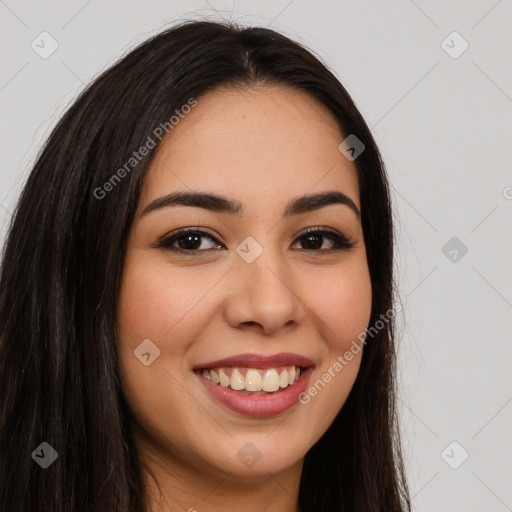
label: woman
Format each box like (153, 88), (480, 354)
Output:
(0, 20), (411, 511)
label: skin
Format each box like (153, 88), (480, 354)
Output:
(116, 84), (373, 512)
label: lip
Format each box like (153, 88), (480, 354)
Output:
(195, 365), (315, 418)
(192, 352), (315, 371)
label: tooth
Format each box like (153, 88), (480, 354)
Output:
(288, 366), (296, 385)
(231, 368), (245, 390)
(210, 369), (220, 384)
(279, 369), (289, 388)
(245, 369), (262, 391)
(262, 369), (280, 392)
(219, 368), (230, 388)
(208, 366), (302, 391)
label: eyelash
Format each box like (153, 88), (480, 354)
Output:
(155, 226), (356, 254)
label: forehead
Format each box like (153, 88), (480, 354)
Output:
(139, 85), (360, 215)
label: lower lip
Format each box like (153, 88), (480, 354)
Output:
(195, 367), (314, 418)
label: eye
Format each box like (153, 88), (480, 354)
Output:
(155, 226), (355, 254)
(292, 227), (356, 252)
(156, 227), (224, 252)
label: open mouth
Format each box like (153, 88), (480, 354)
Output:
(195, 365), (306, 395)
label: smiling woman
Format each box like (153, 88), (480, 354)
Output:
(0, 20), (411, 512)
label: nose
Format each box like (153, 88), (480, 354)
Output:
(223, 245), (306, 335)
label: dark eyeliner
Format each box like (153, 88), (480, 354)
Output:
(154, 227), (222, 252)
(299, 227), (356, 252)
(155, 226), (355, 253)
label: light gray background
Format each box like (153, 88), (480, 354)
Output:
(1, 1), (511, 510)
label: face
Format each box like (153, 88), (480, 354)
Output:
(117, 85), (372, 483)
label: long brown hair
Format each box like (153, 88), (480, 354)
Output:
(0, 20), (411, 511)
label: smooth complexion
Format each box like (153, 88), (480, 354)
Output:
(116, 85), (373, 512)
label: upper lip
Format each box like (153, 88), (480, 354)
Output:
(193, 352), (315, 370)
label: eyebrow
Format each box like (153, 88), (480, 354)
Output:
(141, 190), (360, 219)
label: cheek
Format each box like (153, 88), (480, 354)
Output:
(302, 260), (373, 351)
(292, 259), (372, 440)
(116, 257), (214, 347)
(115, 258), (200, 446)
(115, 258), (198, 409)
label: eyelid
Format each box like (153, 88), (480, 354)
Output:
(156, 226), (220, 244)
(155, 226), (355, 253)
(295, 226), (356, 251)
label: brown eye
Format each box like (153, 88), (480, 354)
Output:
(157, 228), (224, 252)
(156, 226), (355, 255)
(293, 227), (355, 252)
